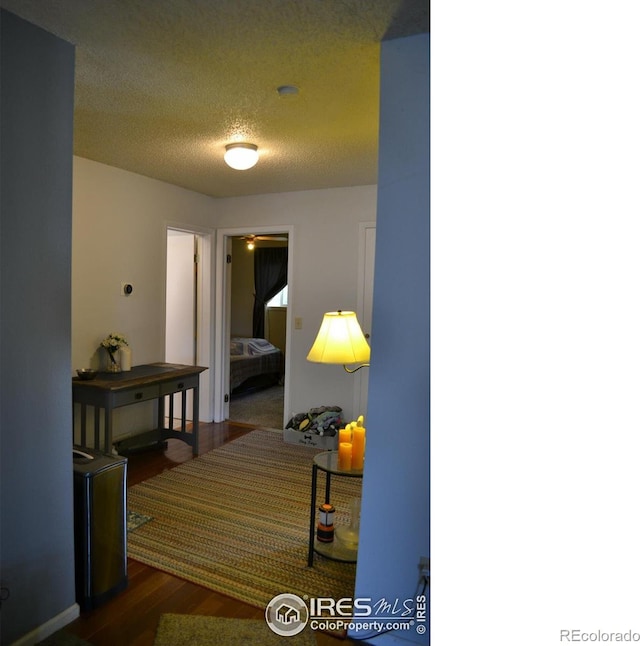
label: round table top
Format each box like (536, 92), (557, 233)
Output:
(313, 450), (363, 477)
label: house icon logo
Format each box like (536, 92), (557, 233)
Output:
(276, 603), (301, 625)
(265, 593), (309, 636)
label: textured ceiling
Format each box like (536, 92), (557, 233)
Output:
(0, 0), (428, 198)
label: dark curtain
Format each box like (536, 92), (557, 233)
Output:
(253, 247), (288, 338)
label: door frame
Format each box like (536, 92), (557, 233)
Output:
(164, 222), (214, 422)
(213, 224), (294, 423)
(354, 221), (376, 418)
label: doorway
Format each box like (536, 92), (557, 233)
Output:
(213, 225), (293, 426)
(165, 226), (213, 423)
(228, 235), (287, 428)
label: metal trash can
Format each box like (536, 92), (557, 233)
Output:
(72, 447), (128, 611)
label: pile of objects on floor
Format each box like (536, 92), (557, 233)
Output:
(285, 406), (343, 437)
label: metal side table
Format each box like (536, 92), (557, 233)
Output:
(307, 450), (363, 567)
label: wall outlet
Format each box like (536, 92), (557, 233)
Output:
(294, 317), (302, 329)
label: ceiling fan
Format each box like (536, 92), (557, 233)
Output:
(240, 234), (288, 250)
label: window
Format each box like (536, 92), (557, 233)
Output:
(267, 285), (288, 307)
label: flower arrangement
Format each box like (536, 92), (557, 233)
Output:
(101, 333), (128, 366)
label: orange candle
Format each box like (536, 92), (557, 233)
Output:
(339, 427), (351, 445)
(351, 426), (365, 470)
(338, 442), (352, 471)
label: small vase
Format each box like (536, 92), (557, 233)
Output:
(106, 353), (121, 373)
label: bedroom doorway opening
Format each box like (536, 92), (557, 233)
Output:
(227, 234), (287, 429)
(213, 226), (293, 428)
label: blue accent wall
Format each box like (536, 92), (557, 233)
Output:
(0, 9), (77, 643)
(352, 33), (430, 645)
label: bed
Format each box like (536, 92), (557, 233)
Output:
(230, 337), (283, 393)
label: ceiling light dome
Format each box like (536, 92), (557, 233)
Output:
(224, 143), (259, 170)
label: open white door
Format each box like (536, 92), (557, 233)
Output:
(223, 235), (233, 421)
(165, 226), (213, 423)
(166, 230), (196, 422)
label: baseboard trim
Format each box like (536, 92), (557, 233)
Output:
(11, 603), (80, 646)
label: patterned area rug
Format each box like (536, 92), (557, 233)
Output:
(127, 510), (152, 532)
(154, 614), (317, 645)
(127, 430), (361, 609)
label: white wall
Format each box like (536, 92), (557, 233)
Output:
(72, 157), (215, 372)
(72, 157), (377, 434)
(214, 186), (377, 421)
(72, 157), (217, 439)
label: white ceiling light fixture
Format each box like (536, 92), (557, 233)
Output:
(224, 143), (259, 170)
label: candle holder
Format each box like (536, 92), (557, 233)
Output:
(335, 497), (361, 551)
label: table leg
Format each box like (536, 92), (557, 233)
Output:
(181, 390), (187, 439)
(325, 472), (332, 504)
(79, 403), (87, 447)
(104, 408), (113, 454)
(192, 385), (199, 456)
(308, 463), (319, 567)
(168, 394), (174, 430)
(93, 407), (100, 452)
(157, 396), (166, 446)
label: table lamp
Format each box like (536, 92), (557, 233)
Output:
(306, 310), (370, 373)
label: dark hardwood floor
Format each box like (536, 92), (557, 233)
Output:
(63, 421), (354, 645)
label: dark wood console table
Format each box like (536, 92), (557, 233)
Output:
(72, 363), (207, 455)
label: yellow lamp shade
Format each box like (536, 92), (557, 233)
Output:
(306, 311), (370, 365)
